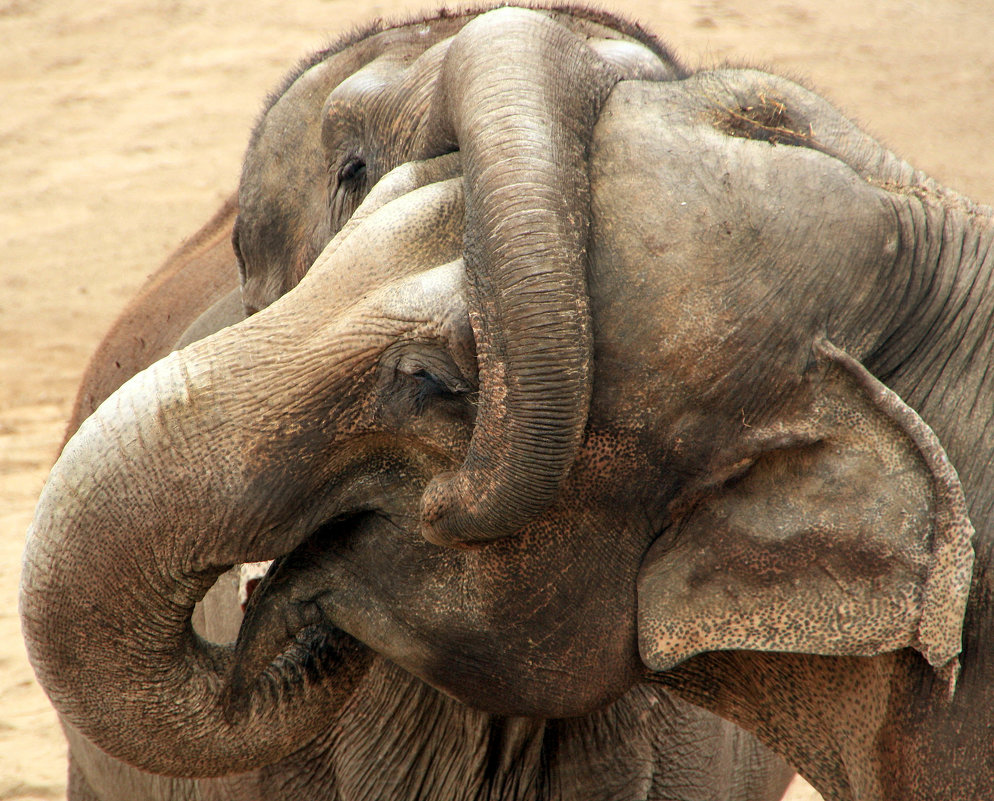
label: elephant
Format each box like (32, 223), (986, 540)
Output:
(24, 32), (994, 797)
(236, 5), (683, 549)
(43, 6), (798, 801)
(52, 176), (798, 801)
(53, 215), (797, 801)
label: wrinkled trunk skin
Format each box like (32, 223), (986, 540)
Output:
(55, 206), (255, 798)
(21, 339), (371, 777)
(65, 720), (261, 801)
(415, 9), (619, 547)
(21, 176), (466, 779)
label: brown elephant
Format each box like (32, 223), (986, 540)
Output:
(43, 6), (797, 801)
(24, 25), (994, 798)
(236, 5), (681, 549)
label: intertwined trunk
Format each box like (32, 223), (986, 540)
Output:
(415, 9), (620, 546)
(22, 318), (369, 775)
(20, 181), (466, 778)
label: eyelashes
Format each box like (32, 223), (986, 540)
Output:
(337, 156), (367, 185)
(405, 368), (477, 416)
(410, 369), (458, 414)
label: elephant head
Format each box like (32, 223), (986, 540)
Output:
(234, 5), (681, 547)
(23, 170), (641, 777)
(23, 55), (987, 801)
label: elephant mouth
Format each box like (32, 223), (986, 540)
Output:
(224, 511), (390, 710)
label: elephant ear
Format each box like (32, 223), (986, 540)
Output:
(638, 339), (974, 691)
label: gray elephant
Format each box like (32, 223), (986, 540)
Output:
(236, 5), (681, 549)
(44, 6), (797, 801)
(24, 19), (994, 797)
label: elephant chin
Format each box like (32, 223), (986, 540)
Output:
(225, 511), (405, 710)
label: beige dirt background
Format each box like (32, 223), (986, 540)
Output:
(2, 0), (992, 798)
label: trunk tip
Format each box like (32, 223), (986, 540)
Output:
(420, 469), (528, 547)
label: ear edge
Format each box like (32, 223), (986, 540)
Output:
(813, 339), (974, 686)
(638, 338), (974, 692)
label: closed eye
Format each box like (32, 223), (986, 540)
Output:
(338, 156), (366, 185)
(382, 347), (478, 422)
(410, 369), (461, 414)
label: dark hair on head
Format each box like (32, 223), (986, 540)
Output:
(247, 1), (685, 150)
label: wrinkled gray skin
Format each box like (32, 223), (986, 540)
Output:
(53, 177), (795, 801)
(36, 127), (796, 801)
(38, 8), (796, 801)
(23, 11), (994, 801)
(236, 5), (679, 549)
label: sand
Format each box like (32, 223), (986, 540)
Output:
(2, 0), (992, 797)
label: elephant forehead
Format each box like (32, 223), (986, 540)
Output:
(587, 80), (898, 407)
(323, 54), (414, 112)
(321, 39), (451, 154)
(292, 177), (465, 310)
(245, 23), (457, 201)
(257, 17), (462, 140)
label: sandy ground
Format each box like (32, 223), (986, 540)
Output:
(2, 0), (992, 798)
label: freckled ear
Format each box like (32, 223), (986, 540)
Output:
(638, 339), (974, 689)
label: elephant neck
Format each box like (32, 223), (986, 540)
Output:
(272, 657), (785, 800)
(863, 192), (994, 685)
(865, 190), (994, 518)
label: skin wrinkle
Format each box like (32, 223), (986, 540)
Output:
(46, 7), (992, 800)
(300, 664), (703, 801)
(906, 238), (970, 406)
(409, 8), (614, 543)
(572, 73), (976, 792)
(932, 226), (991, 383)
(312, 10), (612, 552)
(866, 203), (932, 382)
(878, 203), (994, 420)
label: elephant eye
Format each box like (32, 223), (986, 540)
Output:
(409, 369), (471, 415)
(411, 369), (452, 413)
(338, 156), (366, 185)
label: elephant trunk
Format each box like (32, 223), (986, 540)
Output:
(20, 325), (371, 777)
(417, 8), (620, 546)
(21, 175), (467, 776)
